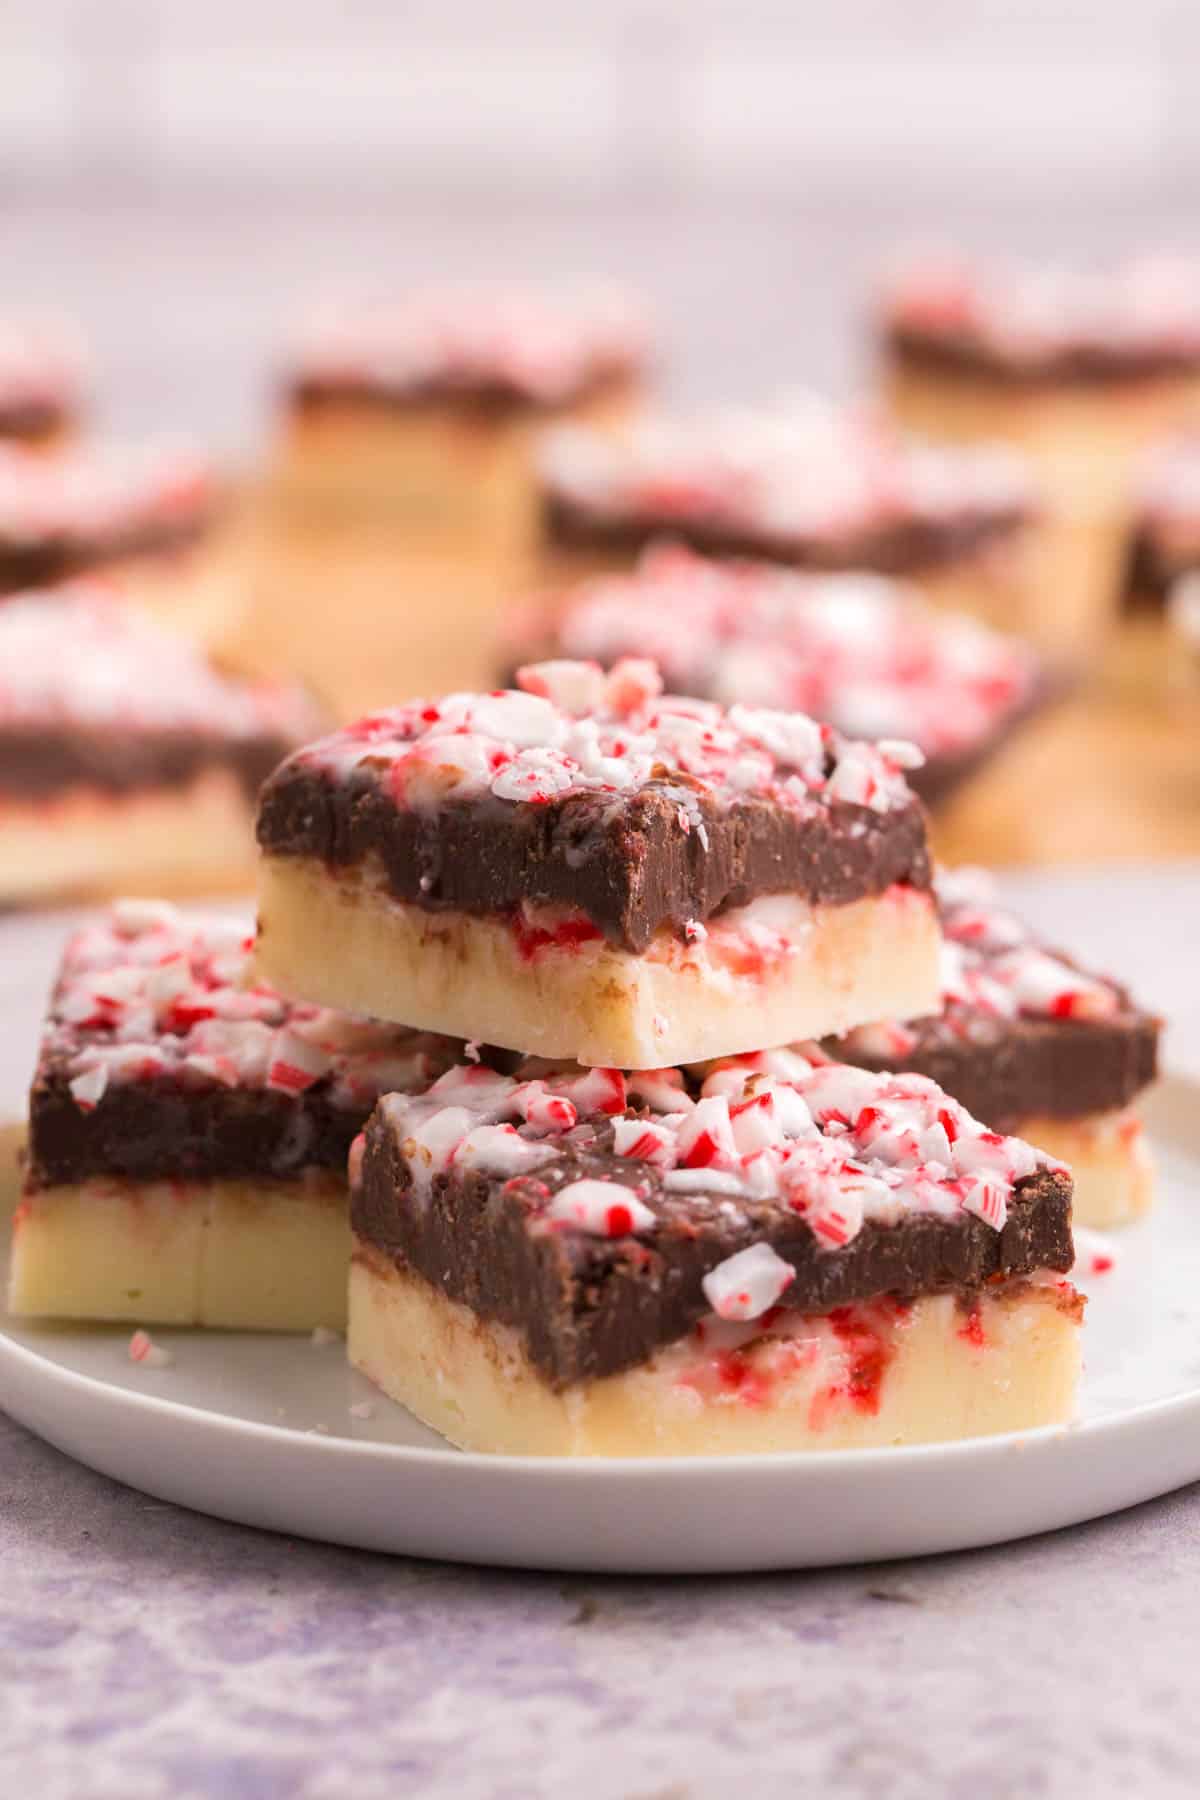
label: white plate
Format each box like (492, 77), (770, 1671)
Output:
(0, 1083), (1197, 1573)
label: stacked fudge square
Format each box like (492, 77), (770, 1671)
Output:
(247, 656), (1084, 1456)
(12, 655), (1089, 1457)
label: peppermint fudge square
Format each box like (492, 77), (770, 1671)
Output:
(537, 401), (1036, 633)
(349, 1049), (1081, 1456)
(254, 659), (940, 1067)
(516, 542), (1047, 810)
(276, 281), (648, 528)
(0, 585), (321, 904)
(11, 901), (464, 1330)
(828, 869), (1161, 1229)
(879, 251), (1200, 653)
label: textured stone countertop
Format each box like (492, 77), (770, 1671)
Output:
(2, 864), (1198, 1800)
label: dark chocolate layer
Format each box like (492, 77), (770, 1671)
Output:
(27, 1066), (362, 1188)
(830, 1009), (1159, 1133)
(0, 513), (211, 598)
(288, 364), (637, 422)
(0, 726), (294, 802)
(256, 765), (933, 954)
(0, 400), (69, 442)
(887, 327), (1200, 390)
(540, 489), (1028, 579)
(355, 1109), (1073, 1389)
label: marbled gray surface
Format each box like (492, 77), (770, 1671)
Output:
(3, 864), (1199, 1798)
(3, 1408), (1198, 1799)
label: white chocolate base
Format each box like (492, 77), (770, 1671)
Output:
(110, 540), (246, 655)
(348, 1246), (1083, 1456)
(273, 384), (638, 541)
(1015, 1106), (1154, 1230)
(0, 767), (261, 905)
(9, 1171), (349, 1330)
(255, 858), (941, 1068)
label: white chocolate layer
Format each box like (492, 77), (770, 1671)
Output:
(0, 768), (260, 904)
(348, 1245), (1083, 1456)
(1015, 1106), (1154, 1230)
(109, 541), (246, 654)
(9, 1171), (349, 1330)
(255, 857), (940, 1068)
(274, 382), (638, 537)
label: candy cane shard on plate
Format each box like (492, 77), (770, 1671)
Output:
(10, 901), (467, 1332)
(347, 1046), (1083, 1457)
(254, 661), (940, 1068)
(829, 866), (1162, 1229)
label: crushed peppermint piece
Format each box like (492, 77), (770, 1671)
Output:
(128, 1329), (173, 1368)
(544, 1178), (656, 1236)
(68, 1063), (109, 1111)
(702, 1243), (795, 1321)
(349, 1400), (376, 1421)
(1071, 1227), (1117, 1280)
(310, 1327), (342, 1348)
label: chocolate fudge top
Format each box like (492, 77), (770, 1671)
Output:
(882, 252), (1200, 384)
(285, 282), (648, 412)
(26, 899), (466, 1189)
(257, 658), (933, 954)
(0, 317), (85, 437)
(829, 868), (1161, 1129)
(1124, 435), (1200, 602)
(0, 443), (217, 586)
(523, 542), (1044, 792)
(0, 585), (323, 799)
(538, 402), (1033, 572)
(355, 1046), (1073, 1388)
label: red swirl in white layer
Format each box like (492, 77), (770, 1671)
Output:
(548, 543), (1039, 758)
(51, 900), (461, 1112)
(291, 658), (923, 817)
(0, 442), (214, 550)
(0, 317), (86, 414)
(0, 586), (321, 740)
(839, 867), (1122, 1061)
(539, 398), (1031, 541)
(288, 282), (649, 406)
(376, 1045), (1052, 1256)
(883, 250), (1200, 362)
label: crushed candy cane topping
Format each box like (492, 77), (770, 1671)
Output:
(289, 281), (648, 406)
(547, 543), (1040, 758)
(0, 315), (86, 413)
(376, 1043), (1056, 1248)
(128, 1329), (173, 1368)
(287, 658), (922, 816)
(0, 586), (322, 738)
(46, 900), (462, 1108)
(883, 249), (1200, 364)
(0, 441), (214, 549)
(838, 866), (1124, 1058)
(539, 396), (1031, 545)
